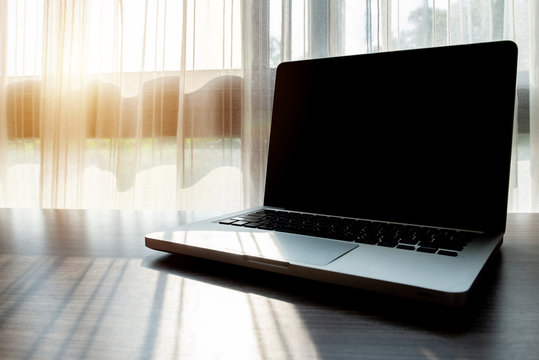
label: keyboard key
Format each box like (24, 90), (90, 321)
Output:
(437, 250), (458, 257)
(219, 219), (237, 225)
(354, 235), (378, 245)
(418, 240), (435, 248)
(244, 222), (263, 228)
(417, 247), (437, 254)
(396, 244), (415, 251)
(398, 237), (419, 245)
(378, 241), (398, 248)
(435, 241), (465, 251)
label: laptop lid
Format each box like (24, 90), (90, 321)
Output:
(264, 41), (518, 234)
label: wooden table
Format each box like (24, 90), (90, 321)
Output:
(1, 209), (538, 359)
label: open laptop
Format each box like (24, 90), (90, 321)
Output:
(146, 41), (518, 306)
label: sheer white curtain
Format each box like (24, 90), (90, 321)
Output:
(0, 0), (246, 211)
(0, 0), (538, 212)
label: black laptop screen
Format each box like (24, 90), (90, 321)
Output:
(264, 41), (517, 233)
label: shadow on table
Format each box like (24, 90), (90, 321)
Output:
(142, 249), (503, 335)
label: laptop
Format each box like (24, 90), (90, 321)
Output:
(146, 41), (518, 306)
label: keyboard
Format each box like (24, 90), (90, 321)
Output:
(218, 209), (472, 257)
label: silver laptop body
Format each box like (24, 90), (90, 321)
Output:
(146, 41), (518, 306)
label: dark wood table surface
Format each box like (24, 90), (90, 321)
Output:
(0, 208), (538, 359)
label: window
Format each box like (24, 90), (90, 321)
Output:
(1, 0), (537, 212)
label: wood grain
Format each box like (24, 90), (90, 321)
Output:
(1, 209), (538, 359)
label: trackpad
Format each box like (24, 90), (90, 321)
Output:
(260, 232), (357, 265)
(150, 230), (358, 266)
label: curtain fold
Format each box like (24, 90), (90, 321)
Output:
(0, 0), (537, 213)
(529, 0), (539, 210)
(240, 0), (272, 209)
